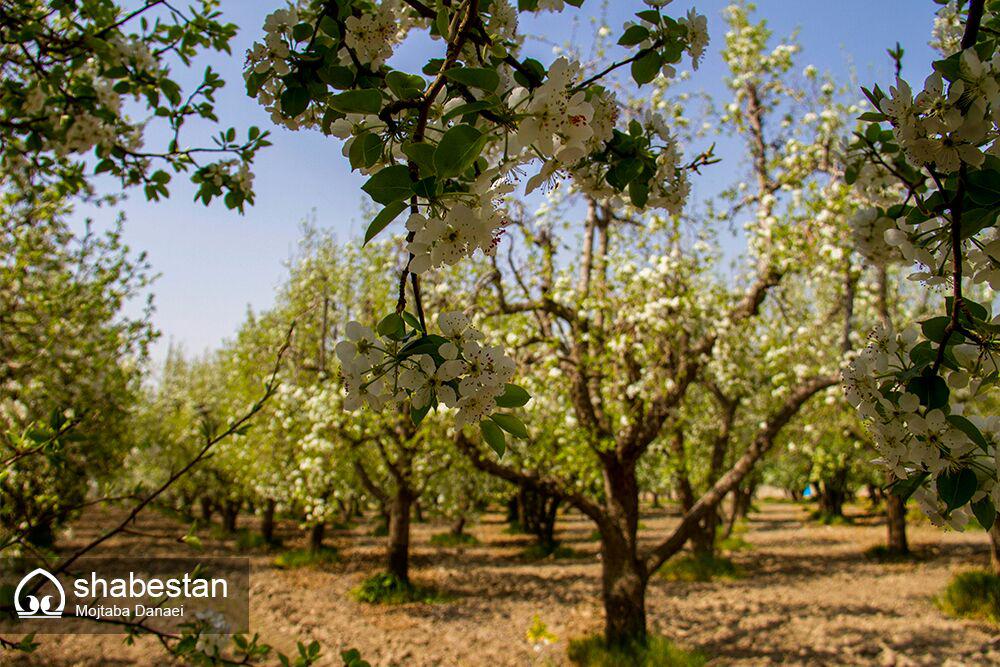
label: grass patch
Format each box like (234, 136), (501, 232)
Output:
(351, 572), (450, 605)
(370, 521), (388, 537)
(567, 635), (706, 666)
(522, 541), (582, 560)
(504, 521), (526, 535)
(234, 528), (281, 550)
(429, 531), (479, 547)
(715, 522), (752, 552)
(660, 553), (743, 582)
(273, 547), (338, 569)
(716, 534), (752, 552)
(936, 570), (1000, 625)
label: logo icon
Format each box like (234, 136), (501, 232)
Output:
(14, 568), (65, 619)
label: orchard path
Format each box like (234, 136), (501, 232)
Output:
(8, 502), (998, 666)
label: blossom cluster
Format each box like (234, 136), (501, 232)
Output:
(244, 1), (710, 269)
(880, 53), (998, 173)
(336, 312), (520, 428)
(2, 0), (263, 209)
(244, 0), (710, 435)
(842, 3), (1000, 522)
(843, 323), (998, 528)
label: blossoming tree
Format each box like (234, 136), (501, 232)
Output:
(842, 0), (1000, 532)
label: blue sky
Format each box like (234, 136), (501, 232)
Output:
(68, 1), (941, 362)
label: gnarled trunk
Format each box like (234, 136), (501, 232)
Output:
(387, 489), (412, 582)
(519, 486), (561, 548)
(412, 499), (424, 523)
(600, 460), (648, 646)
(601, 532), (648, 647)
(818, 469), (848, 518)
(261, 498), (276, 544)
(885, 492), (908, 555)
(309, 522), (325, 553)
(200, 497), (214, 523)
(690, 511), (719, 558)
(222, 500), (239, 532)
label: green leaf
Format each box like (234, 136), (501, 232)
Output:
(490, 413), (528, 439)
(402, 142), (437, 175)
(411, 401), (431, 426)
(364, 201), (408, 244)
(361, 165), (413, 204)
(377, 312), (406, 338)
(444, 67), (500, 92)
(905, 373), (949, 410)
(959, 207), (998, 239)
(280, 87), (309, 117)
(349, 132), (383, 170)
(413, 176), (438, 199)
(480, 420), (506, 457)
(401, 311), (423, 332)
(628, 179), (649, 208)
(844, 163), (859, 185)
(967, 176), (1000, 208)
(606, 158), (643, 190)
(292, 21), (313, 42)
(399, 334), (448, 358)
(386, 71), (425, 99)
(972, 497), (997, 530)
(947, 296), (989, 322)
(947, 414), (990, 452)
(936, 468), (977, 513)
(858, 111), (887, 122)
(433, 124), (487, 178)
(890, 471), (928, 501)
(920, 316), (951, 343)
(908, 340), (935, 369)
(442, 99), (499, 123)
(631, 50), (662, 85)
(318, 65), (354, 89)
(495, 383), (531, 408)
(328, 89), (382, 114)
(435, 7), (450, 38)
(618, 25), (650, 46)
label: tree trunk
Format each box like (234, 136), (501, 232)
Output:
(734, 483), (754, 519)
(600, 460), (648, 646)
(261, 498), (276, 544)
(200, 497), (213, 523)
(600, 530), (648, 646)
(413, 499), (424, 523)
(222, 500), (239, 532)
(450, 515), (466, 537)
(387, 489), (412, 582)
(818, 469), (848, 518)
(519, 486), (560, 548)
(989, 522), (1000, 576)
(690, 511), (719, 558)
(505, 495), (519, 525)
(885, 492), (908, 556)
(309, 522), (325, 553)
(651, 492), (660, 509)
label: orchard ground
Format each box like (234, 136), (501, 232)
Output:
(10, 501), (997, 666)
